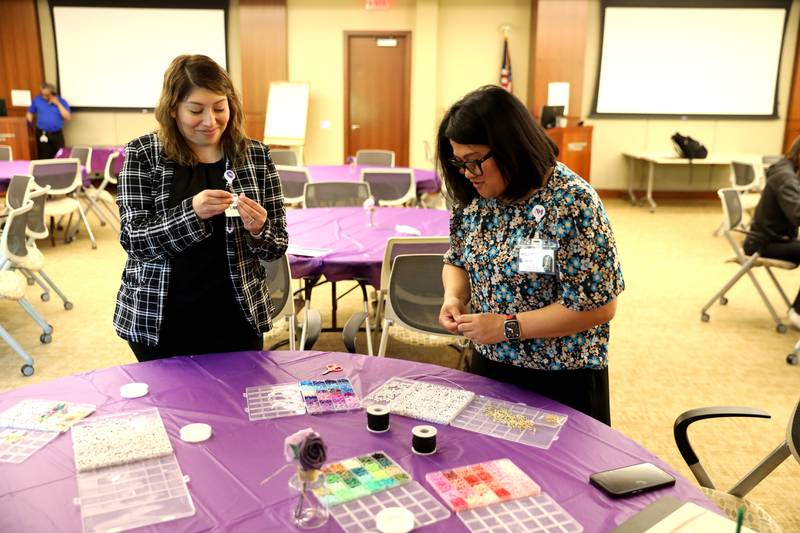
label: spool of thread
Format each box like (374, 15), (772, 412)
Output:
(411, 425), (437, 455)
(367, 405), (390, 433)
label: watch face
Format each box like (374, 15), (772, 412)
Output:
(504, 319), (520, 340)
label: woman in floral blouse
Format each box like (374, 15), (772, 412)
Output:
(437, 86), (624, 424)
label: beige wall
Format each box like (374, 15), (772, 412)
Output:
(582, 0), (800, 190)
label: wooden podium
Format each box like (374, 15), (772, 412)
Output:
(0, 117), (32, 160)
(544, 125), (592, 182)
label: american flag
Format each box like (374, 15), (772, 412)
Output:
(500, 36), (512, 93)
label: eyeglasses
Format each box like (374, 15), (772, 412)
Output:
(448, 151), (493, 177)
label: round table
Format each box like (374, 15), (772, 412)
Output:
(0, 350), (717, 532)
(307, 165), (441, 194)
(286, 207), (450, 289)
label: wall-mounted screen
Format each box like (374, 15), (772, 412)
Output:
(593, 1), (789, 117)
(51, 1), (227, 110)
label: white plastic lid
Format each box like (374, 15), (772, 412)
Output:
(119, 382), (149, 399)
(179, 423), (212, 443)
(375, 507), (414, 533)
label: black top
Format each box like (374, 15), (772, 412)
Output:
(747, 158), (800, 248)
(158, 158), (260, 354)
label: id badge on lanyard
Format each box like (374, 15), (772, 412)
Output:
(517, 203), (558, 275)
(223, 169), (240, 218)
(518, 239), (558, 275)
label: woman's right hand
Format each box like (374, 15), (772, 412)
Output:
(439, 296), (467, 334)
(192, 189), (233, 220)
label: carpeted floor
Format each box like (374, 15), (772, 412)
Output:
(0, 197), (798, 530)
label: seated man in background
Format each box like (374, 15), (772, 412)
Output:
(744, 136), (800, 327)
(26, 82), (71, 159)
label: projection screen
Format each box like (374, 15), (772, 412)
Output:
(593, 1), (789, 117)
(51, 3), (227, 109)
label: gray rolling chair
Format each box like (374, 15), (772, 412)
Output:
(701, 189), (796, 334)
(360, 168), (416, 206)
(0, 144), (12, 161)
(29, 158), (97, 249)
(262, 255), (321, 351)
(302, 181), (371, 208)
(83, 151), (121, 232)
(0, 194), (54, 348)
(276, 165), (310, 207)
(355, 149), (395, 167)
(271, 149), (298, 167)
(68, 145), (93, 175)
(674, 398), (800, 532)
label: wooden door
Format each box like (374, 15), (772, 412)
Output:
(344, 32), (411, 166)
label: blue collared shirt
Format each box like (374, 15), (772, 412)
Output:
(27, 95), (70, 132)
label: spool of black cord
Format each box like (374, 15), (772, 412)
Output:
(366, 405), (390, 433)
(411, 425), (437, 455)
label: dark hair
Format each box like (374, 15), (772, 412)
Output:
(41, 82), (57, 95)
(436, 85), (558, 206)
(787, 136), (800, 171)
(155, 54), (248, 167)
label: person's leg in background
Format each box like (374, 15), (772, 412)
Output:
(752, 240), (800, 327)
(35, 129), (60, 159)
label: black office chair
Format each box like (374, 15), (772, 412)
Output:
(674, 398), (800, 532)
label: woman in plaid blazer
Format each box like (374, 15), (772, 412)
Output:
(114, 55), (287, 361)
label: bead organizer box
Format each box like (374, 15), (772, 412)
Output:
(457, 493), (583, 533)
(299, 378), (361, 415)
(0, 427), (59, 463)
(361, 377), (475, 424)
(313, 451), (451, 533)
(425, 459), (541, 512)
(313, 451), (412, 506)
(244, 383), (306, 421)
(450, 395), (568, 450)
(0, 399), (96, 433)
(71, 408), (174, 472)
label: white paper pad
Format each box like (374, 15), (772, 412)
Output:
(286, 245), (332, 257)
(394, 224), (421, 236)
(645, 502), (755, 533)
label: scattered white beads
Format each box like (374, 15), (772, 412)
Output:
(363, 378), (475, 425)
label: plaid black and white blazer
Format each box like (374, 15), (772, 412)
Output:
(113, 133), (288, 346)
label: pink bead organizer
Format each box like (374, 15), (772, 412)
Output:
(425, 458), (541, 512)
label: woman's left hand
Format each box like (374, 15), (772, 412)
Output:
(237, 193), (267, 235)
(456, 313), (507, 344)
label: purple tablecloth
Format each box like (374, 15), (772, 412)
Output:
(56, 146), (125, 176)
(0, 160), (89, 193)
(308, 165), (441, 194)
(0, 350), (717, 532)
(287, 207), (450, 288)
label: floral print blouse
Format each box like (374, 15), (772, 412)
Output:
(444, 162), (624, 370)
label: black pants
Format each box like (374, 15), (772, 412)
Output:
(743, 238), (800, 310)
(128, 317), (264, 363)
(470, 352), (611, 425)
(36, 129), (64, 159)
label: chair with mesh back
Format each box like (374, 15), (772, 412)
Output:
(355, 149), (395, 167)
(360, 168), (416, 206)
(271, 149), (298, 167)
(365, 254), (467, 366)
(0, 144), (12, 161)
(701, 188), (796, 334)
(302, 181), (371, 208)
(0, 200), (42, 377)
(276, 165), (310, 207)
(673, 398), (800, 532)
(29, 158), (97, 249)
(731, 159), (762, 212)
(0, 196), (54, 352)
(261, 255), (321, 350)
(83, 151), (121, 232)
(342, 237), (451, 356)
(69, 146), (93, 175)
(4, 176), (73, 310)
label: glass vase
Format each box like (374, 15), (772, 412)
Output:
(291, 468), (328, 529)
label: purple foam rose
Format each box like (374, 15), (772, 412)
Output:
(298, 433), (327, 471)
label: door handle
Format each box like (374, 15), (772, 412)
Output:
(351, 124), (361, 130)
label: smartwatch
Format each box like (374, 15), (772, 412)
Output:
(503, 314), (521, 341)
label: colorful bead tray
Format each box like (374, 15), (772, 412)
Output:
(299, 378), (361, 415)
(425, 458), (541, 512)
(313, 451), (412, 506)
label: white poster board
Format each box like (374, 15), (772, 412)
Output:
(264, 82), (309, 146)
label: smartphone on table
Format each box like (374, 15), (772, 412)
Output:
(590, 462), (676, 498)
